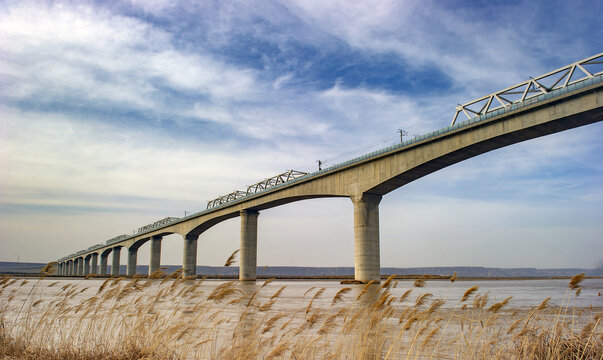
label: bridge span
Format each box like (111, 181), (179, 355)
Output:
(57, 54), (603, 282)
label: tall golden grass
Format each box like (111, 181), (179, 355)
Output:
(0, 272), (600, 359)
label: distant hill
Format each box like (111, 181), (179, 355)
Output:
(1, 262), (601, 277)
(0, 262), (47, 274)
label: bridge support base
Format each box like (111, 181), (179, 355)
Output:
(127, 246), (138, 276)
(352, 193), (382, 283)
(240, 210), (259, 281)
(149, 235), (162, 276)
(100, 253), (109, 275)
(183, 234), (198, 278)
(111, 247), (121, 276)
(91, 253), (98, 275)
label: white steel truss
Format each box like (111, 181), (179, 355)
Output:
(206, 170), (308, 209)
(452, 53), (603, 125)
(137, 217), (180, 234)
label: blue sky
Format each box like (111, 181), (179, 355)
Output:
(1, 0), (602, 269)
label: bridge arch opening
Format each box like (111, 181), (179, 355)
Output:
(256, 198), (354, 272)
(156, 233), (184, 275)
(195, 216), (240, 270)
(130, 238), (151, 276)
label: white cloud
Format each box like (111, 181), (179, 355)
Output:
(0, 2), (257, 115)
(281, 0), (594, 95)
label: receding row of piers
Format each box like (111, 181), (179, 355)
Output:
(57, 195), (382, 282)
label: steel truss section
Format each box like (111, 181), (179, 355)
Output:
(206, 170), (308, 209)
(452, 53), (603, 125)
(106, 234), (129, 245)
(137, 217), (180, 234)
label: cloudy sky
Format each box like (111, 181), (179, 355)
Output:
(1, 0), (602, 269)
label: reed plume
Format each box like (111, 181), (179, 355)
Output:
(262, 278), (275, 287)
(356, 279), (377, 300)
(224, 249), (240, 267)
(379, 274), (397, 290)
(461, 286), (479, 302)
(569, 273), (585, 296)
(399, 288), (412, 302)
(331, 287), (351, 305)
(415, 293), (433, 307)
(270, 286), (286, 300)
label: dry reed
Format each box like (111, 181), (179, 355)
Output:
(0, 273), (600, 360)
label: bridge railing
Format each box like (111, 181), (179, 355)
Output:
(137, 217), (180, 234)
(106, 234), (129, 245)
(206, 170), (308, 209)
(452, 53), (603, 125)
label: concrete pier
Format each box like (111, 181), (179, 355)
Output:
(183, 234), (198, 277)
(149, 235), (162, 275)
(68, 260), (73, 276)
(91, 253), (98, 275)
(111, 247), (121, 276)
(240, 210), (259, 281)
(100, 252), (109, 275)
(127, 246), (137, 276)
(352, 193), (382, 283)
(83, 257), (90, 276)
(77, 257), (84, 276)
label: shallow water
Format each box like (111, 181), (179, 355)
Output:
(3, 277), (602, 313)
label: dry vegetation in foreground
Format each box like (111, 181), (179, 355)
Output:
(0, 271), (601, 359)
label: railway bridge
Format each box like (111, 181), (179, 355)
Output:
(57, 54), (603, 282)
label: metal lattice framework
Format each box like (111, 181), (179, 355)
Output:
(452, 53), (603, 125)
(106, 234), (129, 245)
(137, 217), (180, 234)
(207, 170), (308, 209)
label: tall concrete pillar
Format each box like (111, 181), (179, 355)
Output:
(111, 247), (121, 276)
(100, 252), (109, 275)
(84, 257), (91, 276)
(183, 234), (198, 277)
(91, 253), (98, 275)
(352, 193), (382, 283)
(127, 246), (138, 276)
(77, 257), (84, 276)
(149, 235), (162, 276)
(240, 209), (259, 281)
(68, 260), (73, 276)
